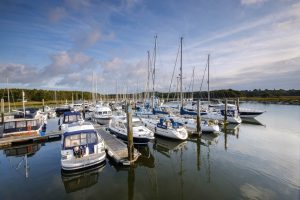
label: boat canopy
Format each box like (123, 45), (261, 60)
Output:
(63, 111), (81, 116)
(62, 129), (98, 150)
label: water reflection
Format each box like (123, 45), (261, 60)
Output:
(222, 124), (240, 150)
(2, 143), (42, 178)
(61, 162), (106, 193)
(153, 137), (187, 158)
(242, 118), (265, 126)
(135, 145), (155, 168)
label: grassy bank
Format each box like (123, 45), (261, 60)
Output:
(239, 96), (300, 105)
(1, 96), (299, 110)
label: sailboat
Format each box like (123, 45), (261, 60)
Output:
(194, 55), (242, 124)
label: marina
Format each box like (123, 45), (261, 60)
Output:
(1, 1), (300, 199)
(0, 102), (299, 200)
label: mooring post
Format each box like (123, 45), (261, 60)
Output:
(126, 101), (134, 162)
(237, 98), (240, 113)
(196, 99), (201, 135)
(1, 99), (4, 124)
(224, 98), (228, 124)
(0, 98), (4, 113)
(42, 99), (45, 112)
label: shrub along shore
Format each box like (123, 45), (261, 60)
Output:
(0, 88), (299, 107)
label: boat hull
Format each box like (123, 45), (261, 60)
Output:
(239, 111), (263, 118)
(61, 151), (106, 171)
(108, 127), (152, 145)
(94, 117), (112, 125)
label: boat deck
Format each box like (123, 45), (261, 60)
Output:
(0, 130), (62, 148)
(96, 128), (140, 166)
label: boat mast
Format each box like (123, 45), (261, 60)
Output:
(22, 90), (25, 118)
(207, 54), (210, 105)
(147, 50), (150, 100)
(116, 80), (118, 102)
(7, 78), (10, 113)
(180, 37), (183, 108)
(96, 75), (98, 102)
(192, 66), (195, 100)
(152, 35), (157, 109)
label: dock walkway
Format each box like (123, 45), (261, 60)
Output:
(96, 128), (140, 166)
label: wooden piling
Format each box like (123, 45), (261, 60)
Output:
(0, 99), (4, 114)
(126, 101), (134, 162)
(1, 113), (4, 125)
(196, 99), (201, 135)
(224, 99), (228, 124)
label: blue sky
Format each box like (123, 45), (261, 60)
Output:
(0, 0), (300, 93)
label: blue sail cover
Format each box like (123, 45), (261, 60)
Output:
(153, 107), (169, 115)
(180, 107), (197, 116)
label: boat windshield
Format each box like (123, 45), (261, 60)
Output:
(123, 120), (143, 128)
(132, 120), (143, 127)
(63, 115), (82, 123)
(64, 132), (97, 148)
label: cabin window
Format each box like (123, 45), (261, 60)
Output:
(27, 121), (37, 127)
(64, 132), (97, 148)
(87, 133), (97, 143)
(16, 121), (26, 128)
(103, 111), (107, 114)
(64, 115), (81, 123)
(80, 133), (87, 145)
(98, 112), (102, 115)
(4, 122), (15, 129)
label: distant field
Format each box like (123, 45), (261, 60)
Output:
(239, 96), (300, 105)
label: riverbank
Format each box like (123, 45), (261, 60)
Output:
(1, 96), (300, 109)
(239, 96), (300, 105)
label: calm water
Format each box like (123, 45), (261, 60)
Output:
(0, 103), (299, 200)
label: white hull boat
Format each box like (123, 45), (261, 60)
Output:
(59, 111), (84, 132)
(108, 116), (154, 144)
(141, 117), (188, 140)
(61, 122), (106, 171)
(92, 105), (112, 125)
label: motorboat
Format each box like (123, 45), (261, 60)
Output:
(55, 104), (72, 116)
(92, 105), (113, 125)
(59, 111), (84, 131)
(170, 116), (220, 133)
(1, 118), (46, 138)
(201, 110), (242, 124)
(108, 116), (154, 144)
(140, 117), (188, 140)
(60, 122), (106, 171)
(238, 107), (265, 118)
(209, 103), (264, 118)
(71, 103), (83, 112)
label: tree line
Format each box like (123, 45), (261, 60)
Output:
(0, 88), (299, 102)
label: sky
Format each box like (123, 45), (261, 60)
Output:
(0, 0), (300, 93)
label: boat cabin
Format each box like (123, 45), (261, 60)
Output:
(62, 111), (83, 124)
(1, 118), (43, 137)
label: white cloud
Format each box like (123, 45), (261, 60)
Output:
(241, 0), (268, 6)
